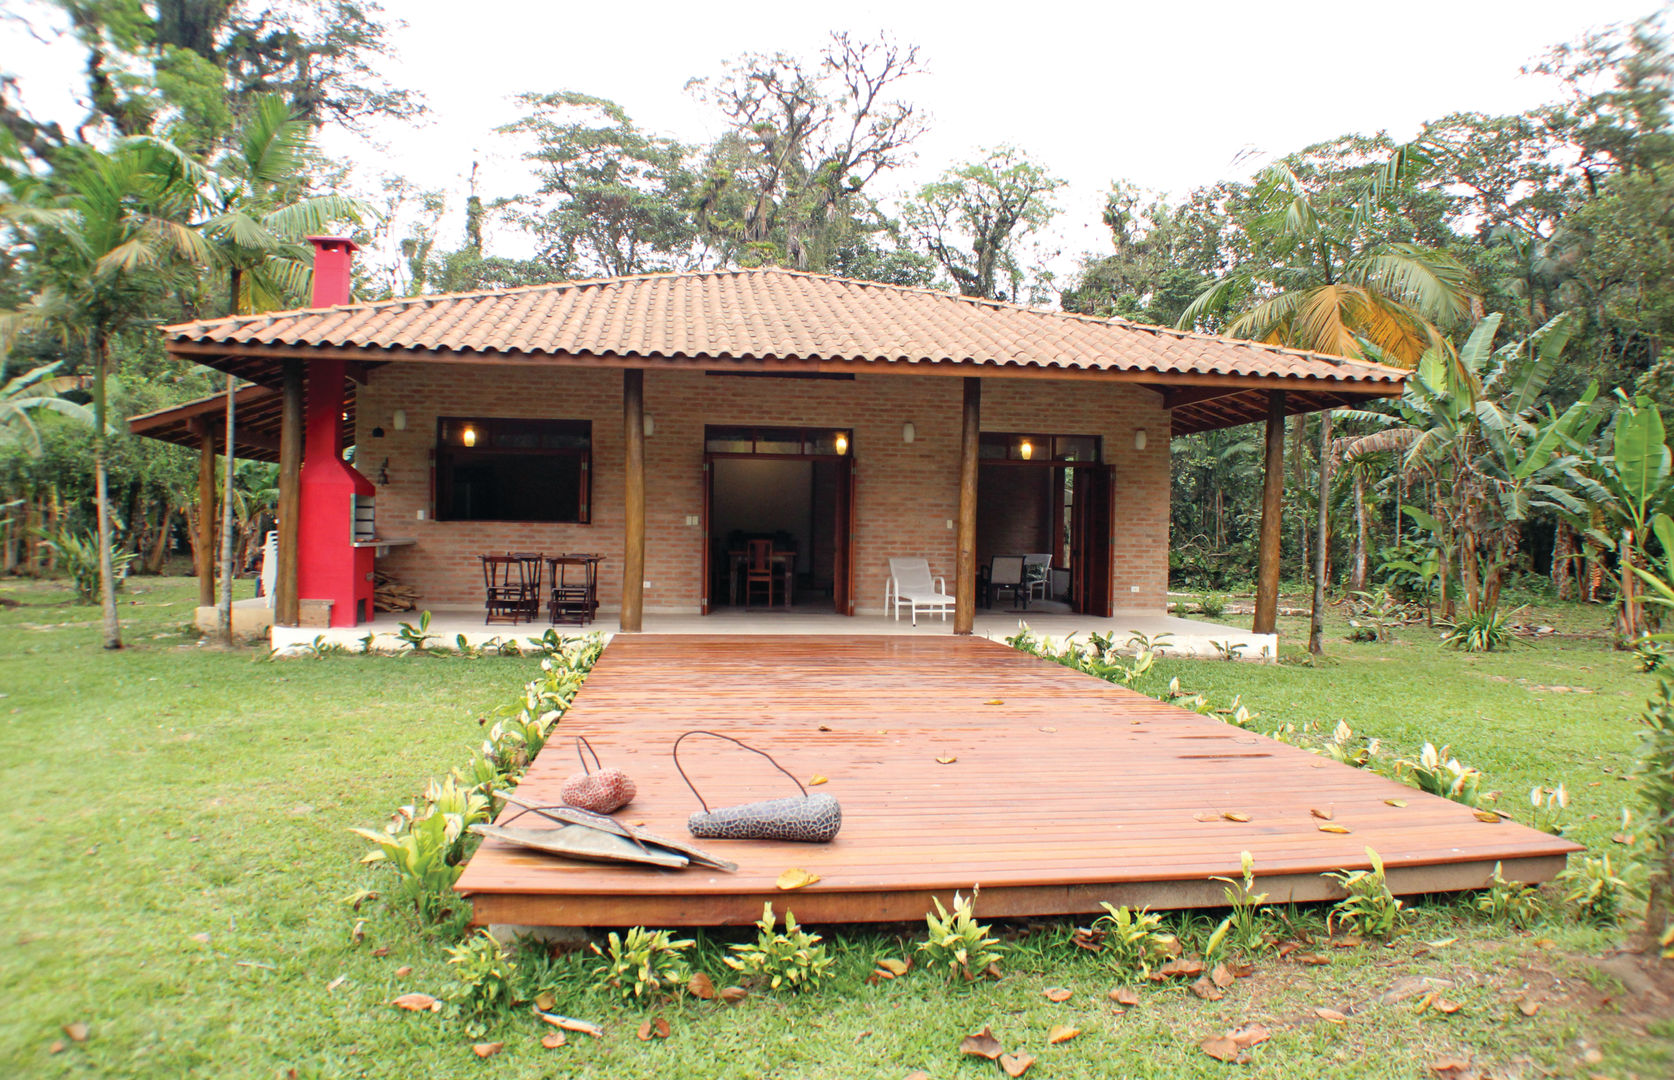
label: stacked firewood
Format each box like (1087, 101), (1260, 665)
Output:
(373, 569), (419, 612)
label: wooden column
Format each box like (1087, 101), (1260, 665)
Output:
(195, 418), (216, 607)
(1253, 390), (1286, 635)
(954, 376), (981, 635)
(275, 359), (303, 627)
(621, 369), (645, 632)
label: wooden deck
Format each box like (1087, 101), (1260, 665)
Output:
(456, 635), (1580, 927)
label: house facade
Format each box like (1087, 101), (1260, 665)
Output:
(151, 240), (1405, 635)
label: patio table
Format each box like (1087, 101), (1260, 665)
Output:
(546, 554), (603, 625)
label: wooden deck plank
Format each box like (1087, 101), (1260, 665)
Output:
(455, 635), (1580, 926)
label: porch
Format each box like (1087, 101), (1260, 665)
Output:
(270, 605), (1277, 658)
(455, 635), (1578, 927)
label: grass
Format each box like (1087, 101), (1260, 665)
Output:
(3, 575), (1670, 1079)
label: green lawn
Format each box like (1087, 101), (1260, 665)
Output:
(3, 576), (1669, 1079)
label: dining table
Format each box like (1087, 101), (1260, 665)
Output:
(546, 553), (603, 625)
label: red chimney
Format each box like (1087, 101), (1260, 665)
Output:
(297, 235), (374, 627)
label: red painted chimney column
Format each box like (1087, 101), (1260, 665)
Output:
(296, 236), (375, 627)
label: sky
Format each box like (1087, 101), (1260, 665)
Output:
(2, 0), (1663, 290)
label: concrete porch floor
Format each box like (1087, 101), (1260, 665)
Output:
(269, 604), (1277, 659)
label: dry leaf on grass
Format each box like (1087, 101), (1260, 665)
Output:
(1047, 1025), (1080, 1045)
(1227, 961), (1255, 978)
(1190, 976), (1224, 1001)
(48, 1041), (65, 1055)
(1310, 807), (1334, 820)
(1222, 811), (1251, 822)
(719, 986), (749, 1004)
(936, 755), (958, 765)
(533, 991), (557, 1012)
(394, 965), (412, 977)
(1109, 987), (1140, 1007)
(1210, 963), (1235, 989)
(877, 958), (911, 976)
(62, 1022), (89, 1043)
(776, 867), (820, 890)
(959, 1025), (1004, 1060)
(1158, 958), (1204, 978)
(1517, 998), (1541, 1017)
(636, 1016), (671, 1041)
(1230, 1024), (1270, 1048)
(541, 1030), (567, 1049)
(371, 946), (389, 958)
(392, 993), (440, 1012)
(1044, 987), (1073, 1002)
(1200, 1035), (1245, 1063)
(1000, 1052), (1036, 1077)
(190, 932), (211, 944)
(1318, 823), (1352, 834)
(536, 1011), (604, 1037)
(1294, 953), (1330, 966)
(686, 973), (715, 999)
(326, 976), (346, 992)
(906, 1072), (930, 1080)
(1433, 997), (1462, 1015)
(1314, 1007), (1349, 1023)
(471, 1042), (503, 1058)
(1333, 937), (1363, 949)
(1430, 1058), (1471, 1075)
(351, 921), (365, 944)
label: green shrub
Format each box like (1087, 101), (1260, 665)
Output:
(723, 903), (835, 992)
(918, 892), (1002, 981)
(1326, 847), (1405, 938)
(1208, 850), (1271, 955)
(1440, 608), (1515, 652)
(1397, 742), (1486, 807)
(37, 527), (136, 603)
(446, 928), (520, 1035)
(1084, 903), (1175, 976)
(1473, 863), (1546, 929)
(1199, 593), (1227, 619)
(590, 926), (694, 1001)
(1559, 854), (1631, 926)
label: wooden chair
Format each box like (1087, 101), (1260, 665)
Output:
(744, 538), (776, 610)
(508, 552), (545, 622)
(480, 555), (528, 625)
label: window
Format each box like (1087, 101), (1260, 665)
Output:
(435, 417), (590, 523)
(978, 432), (1101, 463)
(704, 425), (852, 457)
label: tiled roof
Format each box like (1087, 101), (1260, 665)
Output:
(161, 268), (1405, 388)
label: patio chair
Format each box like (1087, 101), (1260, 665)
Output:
(1023, 553), (1053, 602)
(986, 555), (1028, 610)
(480, 555), (529, 625)
(744, 538), (776, 610)
(886, 557), (954, 625)
(508, 552), (545, 621)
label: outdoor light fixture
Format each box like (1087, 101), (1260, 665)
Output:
(835, 432), (849, 455)
(902, 422), (915, 444)
(1020, 439), (1034, 460)
(644, 414), (655, 437)
(392, 409), (406, 431)
(462, 425), (477, 447)
(1134, 428), (1148, 451)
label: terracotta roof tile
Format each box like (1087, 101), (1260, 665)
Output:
(161, 267), (1405, 387)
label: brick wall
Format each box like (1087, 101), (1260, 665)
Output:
(355, 365), (1172, 615)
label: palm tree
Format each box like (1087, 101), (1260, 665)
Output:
(0, 361), (95, 455)
(0, 143), (210, 649)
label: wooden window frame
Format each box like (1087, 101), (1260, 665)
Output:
(434, 416), (592, 524)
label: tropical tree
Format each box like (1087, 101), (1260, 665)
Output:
(0, 141), (209, 648)
(0, 361), (94, 455)
(902, 146), (1064, 301)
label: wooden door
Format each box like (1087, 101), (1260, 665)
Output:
(1071, 465), (1115, 617)
(833, 455), (855, 615)
(699, 456), (712, 615)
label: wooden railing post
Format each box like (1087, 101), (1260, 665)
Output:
(1253, 390), (1286, 635)
(195, 417), (216, 607)
(621, 369), (646, 632)
(954, 376), (980, 635)
(275, 359), (303, 627)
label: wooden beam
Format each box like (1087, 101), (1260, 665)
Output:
(955, 377), (980, 634)
(621, 369), (646, 633)
(1253, 391), (1286, 635)
(1161, 385), (1255, 409)
(195, 418), (216, 607)
(274, 359), (303, 627)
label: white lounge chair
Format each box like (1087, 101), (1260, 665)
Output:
(1023, 553), (1053, 601)
(886, 557), (955, 625)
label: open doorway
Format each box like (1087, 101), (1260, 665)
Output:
(701, 426), (855, 615)
(976, 432), (1112, 616)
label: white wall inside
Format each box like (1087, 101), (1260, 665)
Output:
(711, 458), (814, 572)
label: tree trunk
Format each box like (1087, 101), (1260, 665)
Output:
(145, 505), (172, 574)
(92, 334), (122, 649)
(1552, 520), (1577, 600)
(1309, 411), (1333, 655)
(219, 374), (237, 644)
(1350, 469), (1369, 593)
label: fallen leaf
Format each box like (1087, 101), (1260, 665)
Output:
(1193, 811), (1221, 822)
(1222, 811), (1251, 822)
(351, 921), (365, 944)
(326, 975), (346, 992)
(1000, 1052), (1036, 1077)
(49, 1041), (65, 1055)
(959, 1025), (1003, 1060)
(1201, 1035), (1241, 1063)
(395, 965), (412, 977)
(1517, 998), (1541, 1017)
(1385, 798), (1407, 807)
(392, 993), (440, 1012)
(536, 1011), (604, 1038)
(1227, 962), (1255, 978)
(1533, 937), (1556, 949)
(1044, 987), (1073, 1002)
(1333, 936), (1363, 949)
(371, 946), (389, 958)
(983, 960), (1003, 980)
(1230, 1024), (1270, 1048)
(1190, 975), (1224, 1000)
(1473, 811), (1502, 823)
(719, 986), (748, 1004)
(686, 972), (717, 1000)
(1210, 963), (1235, 989)
(1294, 953), (1330, 966)
(190, 932), (211, 944)
(636, 1016), (671, 1041)
(776, 867), (820, 890)
(1318, 823), (1352, 834)
(809, 774), (829, 786)
(984, 699), (1004, 705)
(905, 1073), (930, 1080)
(534, 990), (557, 1012)
(1434, 997), (1462, 1015)
(936, 755), (958, 764)
(1110, 987), (1140, 1007)
(471, 1042), (503, 1058)
(1158, 958), (1205, 978)
(1039, 726), (1057, 732)
(62, 1022), (89, 1043)
(877, 958), (911, 976)
(1047, 1025), (1080, 1045)
(1310, 806), (1334, 820)
(540, 1031), (567, 1049)
(1424, 938), (1457, 949)
(1430, 1058), (1471, 1075)
(818, 724), (833, 732)
(1314, 1007), (1348, 1024)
